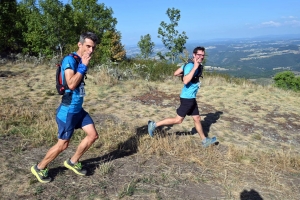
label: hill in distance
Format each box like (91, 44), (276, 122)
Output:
(126, 34), (300, 79)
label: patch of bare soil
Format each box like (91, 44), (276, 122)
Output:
(132, 90), (179, 108)
(0, 134), (224, 200)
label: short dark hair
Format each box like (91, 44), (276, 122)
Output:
(79, 32), (99, 44)
(193, 46), (205, 54)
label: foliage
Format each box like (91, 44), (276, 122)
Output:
(0, 0), (21, 53)
(97, 30), (126, 63)
(178, 49), (190, 63)
(137, 34), (155, 59)
(39, 0), (75, 57)
(18, 0), (44, 55)
(157, 8), (188, 64)
(273, 71), (300, 91)
(116, 58), (178, 81)
(0, 0), (124, 65)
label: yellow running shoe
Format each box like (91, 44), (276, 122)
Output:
(31, 164), (51, 183)
(64, 159), (87, 175)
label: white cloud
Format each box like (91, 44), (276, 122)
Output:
(247, 17), (300, 30)
(261, 21), (281, 27)
(282, 16), (297, 19)
(284, 20), (300, 27)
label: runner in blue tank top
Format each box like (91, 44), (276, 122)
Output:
(148, 46), (217, 147)
(31, 32), (99, 183)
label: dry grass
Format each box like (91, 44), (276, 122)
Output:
(0, 63), (300, 199)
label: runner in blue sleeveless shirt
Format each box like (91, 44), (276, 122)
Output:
(31, 32), (99, 183)
(148, 46), (217, 147)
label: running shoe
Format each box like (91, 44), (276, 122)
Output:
(64, 159), (87, 175)
(148, 120), (156, 137)
(202, 136), (218, 148)
(31, 164), (51, 183)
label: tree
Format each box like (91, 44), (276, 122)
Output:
(109, 31), (126, 62)
(157, 8), (188, 64)
(71, 0), (117, 41)
(39, 0), (75, 57)
(0, 0), (125, 63)
(19, 0), (46, 55)
(0, 0), (20, 53)
(138, 34), (155, 59)
(98, 30), (126, 63)
(72, 0), (124, 63)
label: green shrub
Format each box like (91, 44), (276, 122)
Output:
(273, 71), (300, 91)
(117, 58), (178, 81)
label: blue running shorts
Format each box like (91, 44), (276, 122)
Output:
(56, 107), (94, 140)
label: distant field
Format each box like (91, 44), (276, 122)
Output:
(126, 36), (300, 79)
(246, 78), (274, 86)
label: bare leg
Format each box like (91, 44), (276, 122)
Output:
(38, 139), (69, 169)
(155, 115), (184, 127)
(70, 123), (98, 163)
(192, 115), (206, 140)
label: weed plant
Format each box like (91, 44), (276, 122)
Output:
(105, 58), (179, 81)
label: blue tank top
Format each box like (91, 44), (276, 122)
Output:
(57, 53), (85, 122)
(180, 63), (200, 99)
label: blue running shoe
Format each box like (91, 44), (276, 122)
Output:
(202, 136), (217, 148)
(148, 120), (156, 137)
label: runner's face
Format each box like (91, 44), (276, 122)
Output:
(79, 38), (96, 56)
(194, 50), (205, 62)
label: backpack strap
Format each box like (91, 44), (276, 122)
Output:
(181, 59), (193, 81)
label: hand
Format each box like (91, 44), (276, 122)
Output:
(193, 56), (202, 64)
(77, 63), (87, 75)
(192, 57), (200, 68)
(81, 52), (91, 66)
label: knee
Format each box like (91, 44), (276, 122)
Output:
(89, 132), (98, 142)
(94, 133), (99, 141)
(56, 141), (69, 152)
(83, 124), (98, 143)
(61, 143), (69, 151)
(193, 116), (201, 122)
(174, 118), (184, 124)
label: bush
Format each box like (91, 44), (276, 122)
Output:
(117, 58), (178, 81)
(273, 71), (300, 91)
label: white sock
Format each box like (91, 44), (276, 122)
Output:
(70, 159), (76, 165)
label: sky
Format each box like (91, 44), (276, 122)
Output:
(62, 0), (300, 46)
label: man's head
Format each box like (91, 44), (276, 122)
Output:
(193, 46), (205, 63)
(78, 32), (99, 57)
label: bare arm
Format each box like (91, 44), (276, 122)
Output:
(65, 52), (91, 90)
(182, 57), (202, 85)
(65, 69), (84, 90)
(174, 67), (183, 77)
(182, 65), (197, 85)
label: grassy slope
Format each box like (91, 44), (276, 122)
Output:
(0, 63), (300, 200)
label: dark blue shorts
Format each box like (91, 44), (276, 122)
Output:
(56, 107), (94, 140)
(176, 98), (199, 117)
